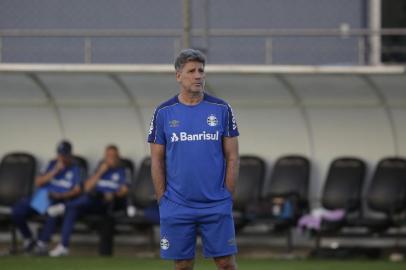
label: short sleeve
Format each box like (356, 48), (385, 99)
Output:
(147, 108), (166, 145)
(224, 103), (239, 137)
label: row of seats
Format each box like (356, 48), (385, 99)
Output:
(1, 152), (406, 253)
(235, 155), (406, 251)
(0, 153), (157, 254)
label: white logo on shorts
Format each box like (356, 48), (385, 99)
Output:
(160, 237), (170, 250)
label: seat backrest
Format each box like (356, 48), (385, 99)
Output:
(321, 157), (366, 211)
(71, 155), (89, 183)
(0, 152), (37, 206)
(263, 155), (310, 203)
(233, 155), (266, 211)
(130, 157), (156, 208)
(367, 157), (406, 214)
(119, 158), (135, 185)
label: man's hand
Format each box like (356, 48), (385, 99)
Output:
(103, 192), (114, 202)
(84, 162), (110, 192)
(97, 162), (109, 176)
(150, 143), (166, 203)
(54, 159), (65, 173)
(49, 191), (64, 200)
(35, 159), (68, 188)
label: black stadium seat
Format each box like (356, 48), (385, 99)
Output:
(119, 158), (136, 185)
(367, 158), (406, 215)
(261, 155), (310, 251)
(322, 157), (366, 213)
(361, 157), (406, 231)
(233, 155), (266, 230)
(72, 155), (89, 184)
(314, 157), (366, 250)
(0, 153), (37, 207)
(263, 155), (310, 213)
(0, 152), (37, 253)
(129, 157), (156, 209)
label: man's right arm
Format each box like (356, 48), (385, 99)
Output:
(35, 161), (62, 187)
(84, 163), (109, 192)
(150, 143), (166, 202)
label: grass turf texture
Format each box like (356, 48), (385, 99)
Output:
(1, 257), (406, 270)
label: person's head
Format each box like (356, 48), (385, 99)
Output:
(174, 49), (206, 94)
(56, 140), (73, 165)
(104, 144), (120, 167)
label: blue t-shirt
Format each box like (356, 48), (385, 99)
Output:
(147, 93), (239, 208)
(43, 160), (81, 193)
(94, 167), (126, 193)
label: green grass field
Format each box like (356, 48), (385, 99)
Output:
(1, 257), (406, 270)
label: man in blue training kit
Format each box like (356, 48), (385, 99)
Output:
(148, 49), (240, 270)
(12, 140), (81, 254)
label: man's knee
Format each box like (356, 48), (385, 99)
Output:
(11, 202), (28, 221)
(175, 259), (194, 270)
(214, 255), (237, 270)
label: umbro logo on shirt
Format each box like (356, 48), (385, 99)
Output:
(171, 131), (219, 143)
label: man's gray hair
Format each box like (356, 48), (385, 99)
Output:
(174, 49), (206, 71)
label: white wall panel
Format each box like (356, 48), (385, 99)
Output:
(59, 107), (145, 170)
(307, 107), (396, 205)
(392, 108), (406, 157)
(0, 107), (61, 169)
(0, 74), (47, 103)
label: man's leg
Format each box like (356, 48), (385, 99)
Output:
(11, 198), (36, 241)
(175, 259), (195, 270)
(159, 197), (197, 260)
(60, 195), (90, 248)
(213, 255), (237, 270)
(38, 215), (58, 244)
(199, 201), (237, 269)
(49, 196), (94, 257)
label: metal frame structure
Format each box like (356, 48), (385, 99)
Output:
(0, 28), (406, 65)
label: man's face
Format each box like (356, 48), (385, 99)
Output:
(176, 61), (205, 94)
(105, 148), (119, 167)
(57, 154), (71, 165)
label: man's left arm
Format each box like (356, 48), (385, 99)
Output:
(223, 136), (240, 197)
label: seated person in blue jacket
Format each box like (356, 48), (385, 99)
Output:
(48, 144), (128, 257)
(11, 140), (81, 254)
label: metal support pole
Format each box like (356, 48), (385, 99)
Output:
(84, 38), (92, 63)
(173, 38), (181, 58)
(369, 0), (381, 65)
(266, 38), (273, 64)
(182, 0), (191, 49)
(0, 37), (2, 63)
(202, 0), (209, 51)
(358, 36), (366, 65)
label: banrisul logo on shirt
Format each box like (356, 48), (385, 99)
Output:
(171, 131), (219, 143)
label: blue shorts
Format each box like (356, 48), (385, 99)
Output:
(159, 196), (237, 260)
